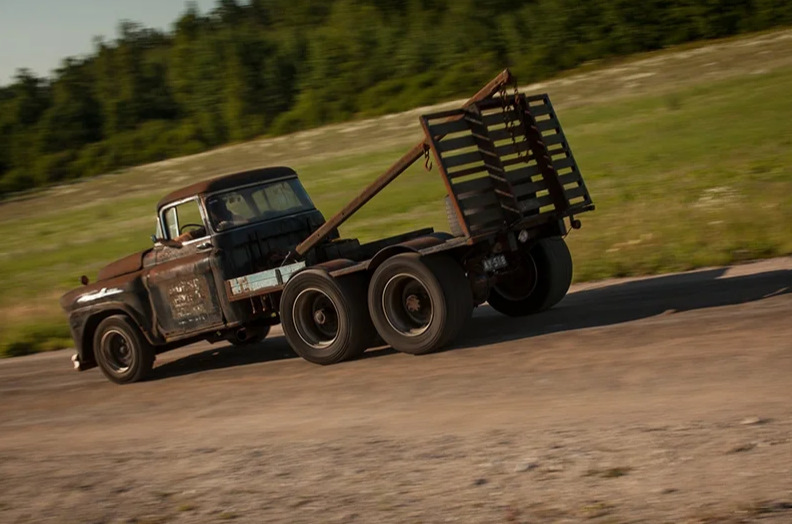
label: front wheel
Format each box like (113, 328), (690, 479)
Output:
(488, 237), (573, 317)
(93, 315), (155, 384)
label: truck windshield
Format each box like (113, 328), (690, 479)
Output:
(205, 178), (314, 232)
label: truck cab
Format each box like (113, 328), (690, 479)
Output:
(60, 167), (325, 383)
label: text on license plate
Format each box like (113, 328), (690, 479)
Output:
(483, 254), (508, 272)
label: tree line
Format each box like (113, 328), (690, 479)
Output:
(2, 0), (791, 198)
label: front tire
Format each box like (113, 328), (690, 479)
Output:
(368, 253), (473, 355)
(488, 237), (573, 317)
(93, 315), (155, 384)
(280, 270), (374, 365)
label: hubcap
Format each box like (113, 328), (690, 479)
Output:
(101, 329), (133, 373)
(382, 273), (433, 336)
(493, 253), (538, 301)
(293, 288), (339, 349)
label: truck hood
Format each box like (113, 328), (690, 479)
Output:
(59, 249), (150, 312)
(97, 249), (150, 282)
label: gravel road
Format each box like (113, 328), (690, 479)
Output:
(1, 258), (791, 523)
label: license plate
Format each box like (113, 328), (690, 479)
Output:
(483, 254), (508, 272)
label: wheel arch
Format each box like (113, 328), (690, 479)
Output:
(79, 305), (156, 368)
(367, 233), (452, 274)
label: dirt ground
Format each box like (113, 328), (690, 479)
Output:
(1, 258), (790, 523)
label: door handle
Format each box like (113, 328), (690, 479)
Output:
(197, 241), (212, 251)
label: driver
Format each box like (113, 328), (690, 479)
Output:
(173, 223), (206, 243)
(172, 198), (240, 243)
(207, 197), (235, 231)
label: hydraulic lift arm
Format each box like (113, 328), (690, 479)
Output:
(294, 69), (516, 256)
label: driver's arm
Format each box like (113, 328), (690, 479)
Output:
(173, 226), (206, 243)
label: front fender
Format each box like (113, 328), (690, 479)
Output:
(69, 301), (163, 370)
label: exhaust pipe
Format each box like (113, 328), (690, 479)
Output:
(233, 328), (249, 343)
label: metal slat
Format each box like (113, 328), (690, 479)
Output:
(437, 134), (477, 153)
(525, 94), (548, 104)
(488, 125), (527, 142)
(428, 118), (473, 136)
(565, 186), (589, 201)
(452, 176), (493, 196)
(513, 179), (547, 198)
(528, 104), (552, 117)
(507, 164), (542, 183)
(501, 156), (533, 168)
(536, 118), (560, 133)
(448, 163), (489, 179)
(542, 133), (565, 146)
(494, 141), (529, 158)
(552, 157), (576, 171)
(443, 150), (483, 169)
(548, 147), (569, 159)
(458, 192), (500, 211)
(482, 110), (521, 128)
(559, 172), (582, 186)
(519, 194), (555, 213)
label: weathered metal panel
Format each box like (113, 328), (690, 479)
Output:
(226, 261), (306, 299)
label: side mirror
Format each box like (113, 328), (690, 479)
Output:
(80, 275), (90, 286)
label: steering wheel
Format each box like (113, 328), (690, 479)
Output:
(179, 223), (204, 234)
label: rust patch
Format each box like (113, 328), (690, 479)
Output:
(166, 277), (212, 321)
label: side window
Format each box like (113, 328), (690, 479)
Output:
(162, 199), (206, 240)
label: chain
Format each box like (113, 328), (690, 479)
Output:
(423, 144), (433, 171)
(500, 80), (528, 162)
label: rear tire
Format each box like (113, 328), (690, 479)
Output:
(368, 253), (473, 355)
(488, 237), (572, 317)
(281, 270), (374, 365)
(93, 315), (155, 384)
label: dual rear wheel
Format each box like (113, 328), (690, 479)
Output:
(281, 237), (572, 364)
(367, 253), (473, 355)
(280, 253), (474, 363)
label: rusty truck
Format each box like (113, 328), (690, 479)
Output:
(60, 70), (595, 384)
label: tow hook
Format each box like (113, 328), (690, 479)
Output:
(71, 353), (82, 371)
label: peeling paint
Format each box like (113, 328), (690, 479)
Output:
(76, 287), (123, 304)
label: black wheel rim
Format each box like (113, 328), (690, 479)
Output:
(292, 288), (339, 349)
(493, 253), (538, 301)
(382, 273), (433, 336)
(101, 329), (133, 373)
